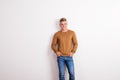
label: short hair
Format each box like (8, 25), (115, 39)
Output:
(59, 17), (67, 22)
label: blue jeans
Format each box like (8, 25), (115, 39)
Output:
(57, 56), (75, 80)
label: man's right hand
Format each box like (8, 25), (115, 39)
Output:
(56, 51), (61, 56)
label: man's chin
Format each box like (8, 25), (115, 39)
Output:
(62, 28), (67, 30)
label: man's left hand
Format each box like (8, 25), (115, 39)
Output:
(69, 52), (74, 57)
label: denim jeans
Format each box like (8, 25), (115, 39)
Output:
(57, 56), (75, 80)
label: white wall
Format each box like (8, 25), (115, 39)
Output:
(0, 0), (120, 80)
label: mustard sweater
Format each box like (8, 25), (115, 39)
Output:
(51, 29), (78, 56)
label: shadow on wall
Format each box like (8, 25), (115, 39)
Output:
(47, 19), (60, 80)
(47, 41), (59, 80)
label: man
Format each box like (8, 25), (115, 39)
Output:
(51, 17), (78, 80)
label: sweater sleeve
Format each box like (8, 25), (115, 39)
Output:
(51, 33), (58, 53)
(71, 31), (78, 53)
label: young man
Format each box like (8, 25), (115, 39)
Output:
(51, 18), (78, 80)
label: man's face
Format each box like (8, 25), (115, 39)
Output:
(59, 21), (67, 30)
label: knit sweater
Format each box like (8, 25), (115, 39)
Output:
(51, 29), (78, 56)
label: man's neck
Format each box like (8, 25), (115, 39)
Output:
(61, 29), (68, 32)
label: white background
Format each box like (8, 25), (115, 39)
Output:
(0, 0), (120, 80)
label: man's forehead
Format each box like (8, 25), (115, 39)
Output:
(60, 21), (67, 24)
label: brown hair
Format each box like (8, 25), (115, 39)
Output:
(59, 17), (67, 22)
